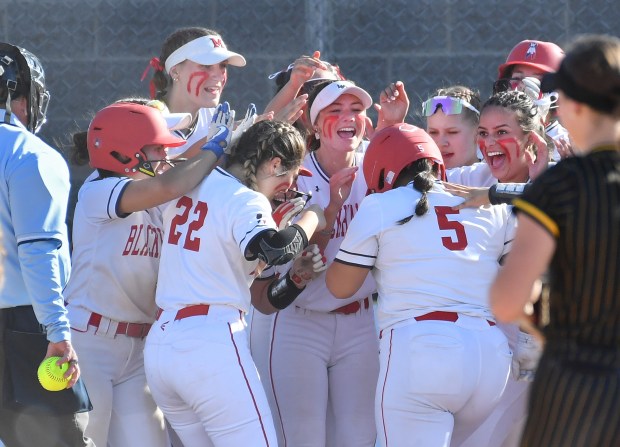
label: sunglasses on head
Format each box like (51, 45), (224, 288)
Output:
(422, 96), (480, 117)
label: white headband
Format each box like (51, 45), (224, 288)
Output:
(164, 35), (246, 74)
(309, 81), (373, 124)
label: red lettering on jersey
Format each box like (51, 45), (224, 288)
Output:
(210, 37), (223, 48)
(122, 225), (138, 255)
(333, 203), (360, 239)
(122, 224), (162, 258)
(434, 206), (468, 251)
(140, 225), (151, 256)
(131, 225), (144, 255)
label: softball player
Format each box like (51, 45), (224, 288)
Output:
(492, 34), (620, 447)
(264, 80), (380, 447)
(64, 101), (233, 446)
(145, 27), (249, 158)
(423, 86), (481, 169)
(447, 90), (550, 447)
(326, 124), (513, 447)
(494, 39), (571, 161)
(144, 120), (326, 446)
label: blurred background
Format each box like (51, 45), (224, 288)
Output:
(1, 0), (619, 225)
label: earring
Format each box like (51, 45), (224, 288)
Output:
(314, 129), (320, 140)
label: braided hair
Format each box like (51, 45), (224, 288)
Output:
(396, 159), (440, 225)
(226, 120), (306, 191)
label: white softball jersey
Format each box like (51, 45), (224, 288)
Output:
(155, 167), (277, 313)
(293, 150), (376, 312)
(446, 161), (497, 187)
(64, 176), (164, 324)
(335, 182), (516, 332)
(167, 107), (214, 158)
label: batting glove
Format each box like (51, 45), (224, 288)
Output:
(511, 330), (543, 382)
(288, 244), (328, 288)
(202, 102), (235, 158)
(272, 197), (306, 230)
(231, 103), (257, 145)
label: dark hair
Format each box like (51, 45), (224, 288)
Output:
(430, 85), (481, 126)
(561, 34), (620, 117)
(152, 27), (220, 101)
(70, 97), (152, 175)
(395, 159), (440, 224)
(272, 60), (344, 94)
(226, 120), (306, 191)
(482, 90), (551, 157)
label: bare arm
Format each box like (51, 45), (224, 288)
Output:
(263, 51), (327, 117)
(325, 261), (370, 299)
(491, 214), (555, 322)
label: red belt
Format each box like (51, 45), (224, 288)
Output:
(155, 304), (210, 322)
(88, 312), (152, 339)
(331, 297), (370, 315)
(414, 311), (495, 326)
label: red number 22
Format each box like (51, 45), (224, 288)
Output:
(434, 206), (468, 251)
(167, 196), (208, 252)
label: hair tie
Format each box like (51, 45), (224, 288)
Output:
(268, 63), (295, 80)
(140, 57), (165, 99)
(141, 57), (164, 81)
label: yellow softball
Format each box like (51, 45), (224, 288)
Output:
(37, 356), (71, 391)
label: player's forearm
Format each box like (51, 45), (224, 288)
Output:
(310, 203), (338, 249)
(121, 149), (219, 213)
(18, 239), (71, 343)
(263, 80), (302, 115)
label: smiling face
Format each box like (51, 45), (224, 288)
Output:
(315, 93), (367, 153)
(426, 110), (479, 169)
(478, 106), (531, 183)
(171, 59), (228, 110)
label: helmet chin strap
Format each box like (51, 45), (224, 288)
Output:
(3, 89), (12, 125)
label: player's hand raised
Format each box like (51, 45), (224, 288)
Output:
(272, 197), (306, 230)
(202, 102), (235, 156)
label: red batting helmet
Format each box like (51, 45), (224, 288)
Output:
(497, 40), (564, 80)
(87, 103), (185, 176)
(363, 123), (445, 194)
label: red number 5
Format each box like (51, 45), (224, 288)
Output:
(434, 206), (468, 251)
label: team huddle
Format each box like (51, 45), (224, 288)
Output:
(1, 26), (619, 447)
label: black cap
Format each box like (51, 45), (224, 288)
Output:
(541, 63), (616, 114)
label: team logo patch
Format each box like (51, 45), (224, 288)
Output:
(525, 42), (538, 60)
(210, 37), (224, 48)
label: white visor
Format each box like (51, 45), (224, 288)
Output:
(146, 100), (193, 131)
(164, 35), (246, 74)
(309, 81), (373, 124)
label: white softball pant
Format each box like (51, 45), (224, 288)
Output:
(144, 305), (277, 447)
(269, 301), (379, 447)
(71, 321), (167, 447)
(377, 314), (511, 447)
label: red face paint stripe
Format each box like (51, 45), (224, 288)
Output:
(322, 116), (339, 139)
(187, 71), (210, 97)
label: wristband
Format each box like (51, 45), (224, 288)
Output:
(489, 183), (530, 205)
(267, 272), (305, 310)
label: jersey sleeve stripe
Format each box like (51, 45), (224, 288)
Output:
(333, 258), (373, 269)
(338, 248), (377, 260)
(513, 198), (560, 237)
